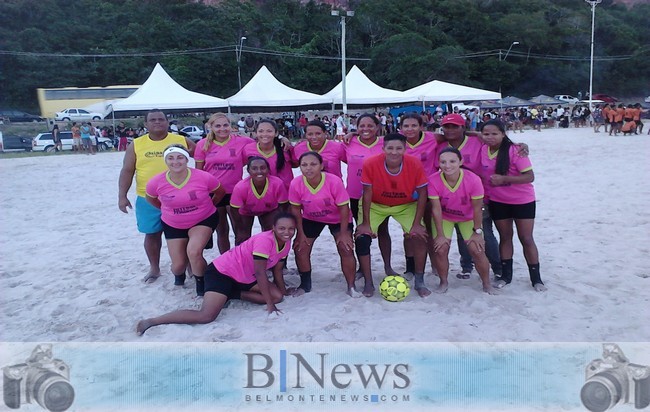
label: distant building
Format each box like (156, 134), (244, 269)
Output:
(37, 85), (140, 118)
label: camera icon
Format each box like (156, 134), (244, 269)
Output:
(3, 344), (74, 412)
(581, 343), (650, 411)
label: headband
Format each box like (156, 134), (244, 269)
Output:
(163, 146), (190, 160)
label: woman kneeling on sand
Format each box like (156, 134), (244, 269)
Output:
(136, 212), (297, 335)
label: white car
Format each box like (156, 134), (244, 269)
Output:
(32, 131), (113, 152)
(55, 108), (104, 121)
(553, 95), (580, 105)
(180, 125), (204, 142)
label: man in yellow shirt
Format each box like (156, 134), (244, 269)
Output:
(118, 110), (196, 282)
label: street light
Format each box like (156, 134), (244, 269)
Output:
(501, 41), (520, 61)
(237, 36), (247, 90)
(331, 9), (354, 114)
(586, 0), (602, 112)
(499, 41), (519, 111)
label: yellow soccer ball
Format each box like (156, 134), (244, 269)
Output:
(379, 275), (410, 302)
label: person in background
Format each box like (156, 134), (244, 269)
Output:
(71, 122), (81, 153)
(51, 124), (62, 153)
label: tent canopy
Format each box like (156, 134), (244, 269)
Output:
(529, 94), (565, 105)
(324, 65), (412, 106)
(403, 80), (501, 102)
(227, 66), (332, 111)
(110, 63), (228, 114)
(472, 96), (537, 109)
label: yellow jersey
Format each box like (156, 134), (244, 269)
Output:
(133, 133), (187, 197)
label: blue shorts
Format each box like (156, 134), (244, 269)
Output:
(135, 196), (163, 234)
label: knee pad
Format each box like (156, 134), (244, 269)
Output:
(355, 234), (372, 256)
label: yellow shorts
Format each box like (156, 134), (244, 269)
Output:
(430, 219), (474, 241)
(360, 202), (420, 233)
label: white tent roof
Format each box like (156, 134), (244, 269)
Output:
(227, 66), (331, 109)
(324, 65), (412, 105)
(403, 79), (501, 102)
(111, 63), (228, 112)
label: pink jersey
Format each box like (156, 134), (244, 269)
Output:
(428, 169), (484, 222)
(214, 230), (290, 284)
(406, 131), (440, 176)
(243, 143), (295, 191)
(343, 136), (384, 199)
(293, 140), (345, 178)
(146, 169), (220, 229)
(288, 172), (352, 224)
(194, 135), (255, 193)
(230, 175), (288, 217)
(435, 135), (484, 174)
(479, 144), (535, 204)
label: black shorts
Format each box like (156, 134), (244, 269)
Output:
(215, 193), (232, 208)
(350, 198), (360, 223)
(204, 263), (256, 300)
(162, 210), (219, 239)
(302, 218), (354, 239)
(488, 200), (536, 220)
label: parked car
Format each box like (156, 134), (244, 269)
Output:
(0, 132), (33, 152)
(0, 109), (45, 123)
(553, 95), (580, 105)
(591, 94), (619, 104)
(55, 108), (104, 121)
(180, 125), (204, 142)
(32, 131), (113, 152)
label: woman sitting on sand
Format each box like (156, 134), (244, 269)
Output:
(136, 212), (297, 335)
(230, 156), (289, 245)
(479, 120), (547, 292)
(289, 151), (359, 297)
(428, 147), (497, 295)
(145, 144), (225, 296)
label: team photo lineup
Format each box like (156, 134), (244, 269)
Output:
(121, 109), (546, 336)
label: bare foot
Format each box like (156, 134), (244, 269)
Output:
(433, 282), (448, 294)
(288, 287), (306, 297)
(416, 286), (433, 297)
(483, 284), (500, 295)
(362, 282), (375, 297)
(143, 270), (161, 283)
(533, 283), (548, 292)
(347, 287), (363, 298)
(355, 270), (364, 281)
(402, 271), (414, 280)
(136, 319), (154, 336)
(385, 267), (400, 276)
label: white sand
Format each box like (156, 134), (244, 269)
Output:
(1, 127), (648, 343)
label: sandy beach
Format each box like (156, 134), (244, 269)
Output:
(1, 126), (648, 343)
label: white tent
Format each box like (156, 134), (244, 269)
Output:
(403, 80), (501, 103)
(110, 63), (228, 113)
(324, 65), (412, 106)
(227, 66), (332, 110)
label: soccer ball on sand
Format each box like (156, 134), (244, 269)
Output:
(379, 275), (410, 302)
